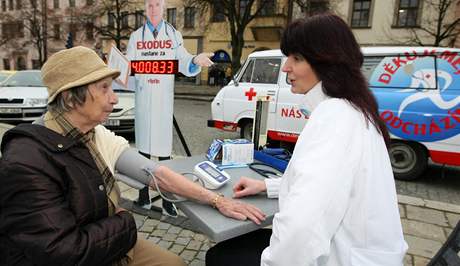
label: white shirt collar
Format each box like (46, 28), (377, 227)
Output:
(303, 81), (329, 112)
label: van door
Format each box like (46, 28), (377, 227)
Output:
(272, 58), (308, 142)
(223, 57), (282, 138)
(366, 50), (460, 178)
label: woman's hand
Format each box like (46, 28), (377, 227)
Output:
(233, 177), (267, 198)
(215, 196), (266, 225)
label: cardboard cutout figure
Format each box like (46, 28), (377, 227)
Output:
(127, 0), (212, 157)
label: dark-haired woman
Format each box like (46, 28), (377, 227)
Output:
(206, 13), (407, 266)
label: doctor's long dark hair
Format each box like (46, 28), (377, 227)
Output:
(281, 14), (390, 147)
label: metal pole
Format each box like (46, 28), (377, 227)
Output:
(173, 115), (191, 157)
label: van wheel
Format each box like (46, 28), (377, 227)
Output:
(389, 141), (427, 181)
(240, 120), (253, 141)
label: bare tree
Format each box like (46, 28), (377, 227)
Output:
(1, 0), (52, 67)
(189, 0), (272, 74)
(77, 0), (142, 50)
(407, 0), (460, 46)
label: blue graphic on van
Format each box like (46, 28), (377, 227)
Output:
(369, 50), (460, 142)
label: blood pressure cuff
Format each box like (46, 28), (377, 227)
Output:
(115, 148), (159, 187)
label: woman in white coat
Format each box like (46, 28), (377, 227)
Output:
(206, 13), (408, 266)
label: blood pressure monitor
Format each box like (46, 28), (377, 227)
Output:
(130, 60), (179, 75)
(194, 161), (230, 190)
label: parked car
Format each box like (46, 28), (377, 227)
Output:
(0, 71), (135, 133)
(0, 70), (47, 124)
(0, 70), (15, 84)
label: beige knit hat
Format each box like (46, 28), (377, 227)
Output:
(42, 46), (120, 104)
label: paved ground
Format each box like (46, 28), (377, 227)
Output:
(116, 181), (460, 266)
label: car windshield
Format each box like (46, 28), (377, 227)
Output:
(0, 73), (11, 83)
(2, 71), (44, 87)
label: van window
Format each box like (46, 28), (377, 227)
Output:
(366, 55), (437, 90)
(251, 58), (281, 84)
(240, 59), (255, 83)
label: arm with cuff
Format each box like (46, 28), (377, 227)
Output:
(114, 148), (266, 224)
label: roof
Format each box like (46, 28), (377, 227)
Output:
(248, 47), (460, 58)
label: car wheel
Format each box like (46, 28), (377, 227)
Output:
(240, 120), (253, 141)
(389, 141), (428, 181)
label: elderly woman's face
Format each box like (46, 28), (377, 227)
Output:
(76, 77), (118, 126)
(282, 54), (319, 94)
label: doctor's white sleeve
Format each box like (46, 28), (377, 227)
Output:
(174, 30), (201, 77)
(260, 101), (360, 266)
(265, 178), (281, 198)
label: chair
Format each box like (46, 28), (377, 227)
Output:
(428, 220), (460, 265)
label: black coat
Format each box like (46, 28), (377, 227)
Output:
(0, 124), (137, 266)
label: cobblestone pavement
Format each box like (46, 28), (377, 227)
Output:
(119, 181), (460, 266)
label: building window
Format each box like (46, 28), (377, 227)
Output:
(121, 11), (129, 29)
(2, 22), (23, 38)
(17, 21), (23, 37)
(351, 0), (371, 27)
(167, 8), (176, 28)
(211, 1), (225, 22)
(239, 0), (249, 15)
(3, 58), (11, 70)
(108, 12), (115, 28)
(8, 0), (12, 10)
(53, 0), (59, 8)
(53, 24), (60, 39)
(86, 0), (93, 5)
(184, 7), (195, 28)
(259, 0), (275, 16)
(395, 0), (419, 27)
(135, 10), (144, 28)
(16, 0), (21, 9)
(32, 59), (40, 69)
(30, 0), (36, 8)
(68, 0), (75, 8)
(85, 22), (93, 39)
(1, 0), (5, 11)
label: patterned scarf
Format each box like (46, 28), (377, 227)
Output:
(45, 111), (129, 265)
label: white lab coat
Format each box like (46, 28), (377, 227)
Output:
(126, 21), (200, 156)
(262, 83), (408, 266)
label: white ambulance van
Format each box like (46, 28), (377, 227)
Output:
(208, 47), (460, 180)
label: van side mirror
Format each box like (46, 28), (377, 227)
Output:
(233, 76), (239, 87)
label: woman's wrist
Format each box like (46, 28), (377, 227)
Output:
(211, 193), (224, 209)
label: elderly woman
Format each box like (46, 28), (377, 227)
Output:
(0, 46), (264, 266)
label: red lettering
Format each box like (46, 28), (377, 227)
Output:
(165, 40), (172, 48)
(295, 110), (302, 118)
(451, 57), (460, 74)
(288, 108), (296, 118)
(392, 56), (407, 69)
(390, 116), (402, 128)
(281, 108), (289, 117)
(440, 117), (456, 130)
(448, 108), (460, 123)
(378, 74), (392, 84)
(402, 122), (413, 134)
(422, 49), (436, 57)
(429, 119), (442, 135)
(404, 51), (417, 60)
(414, 124), (427, 135)
(439, 51), (458, 63)
(381, 110), (393, 122)
(383, 63), (396, 75)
